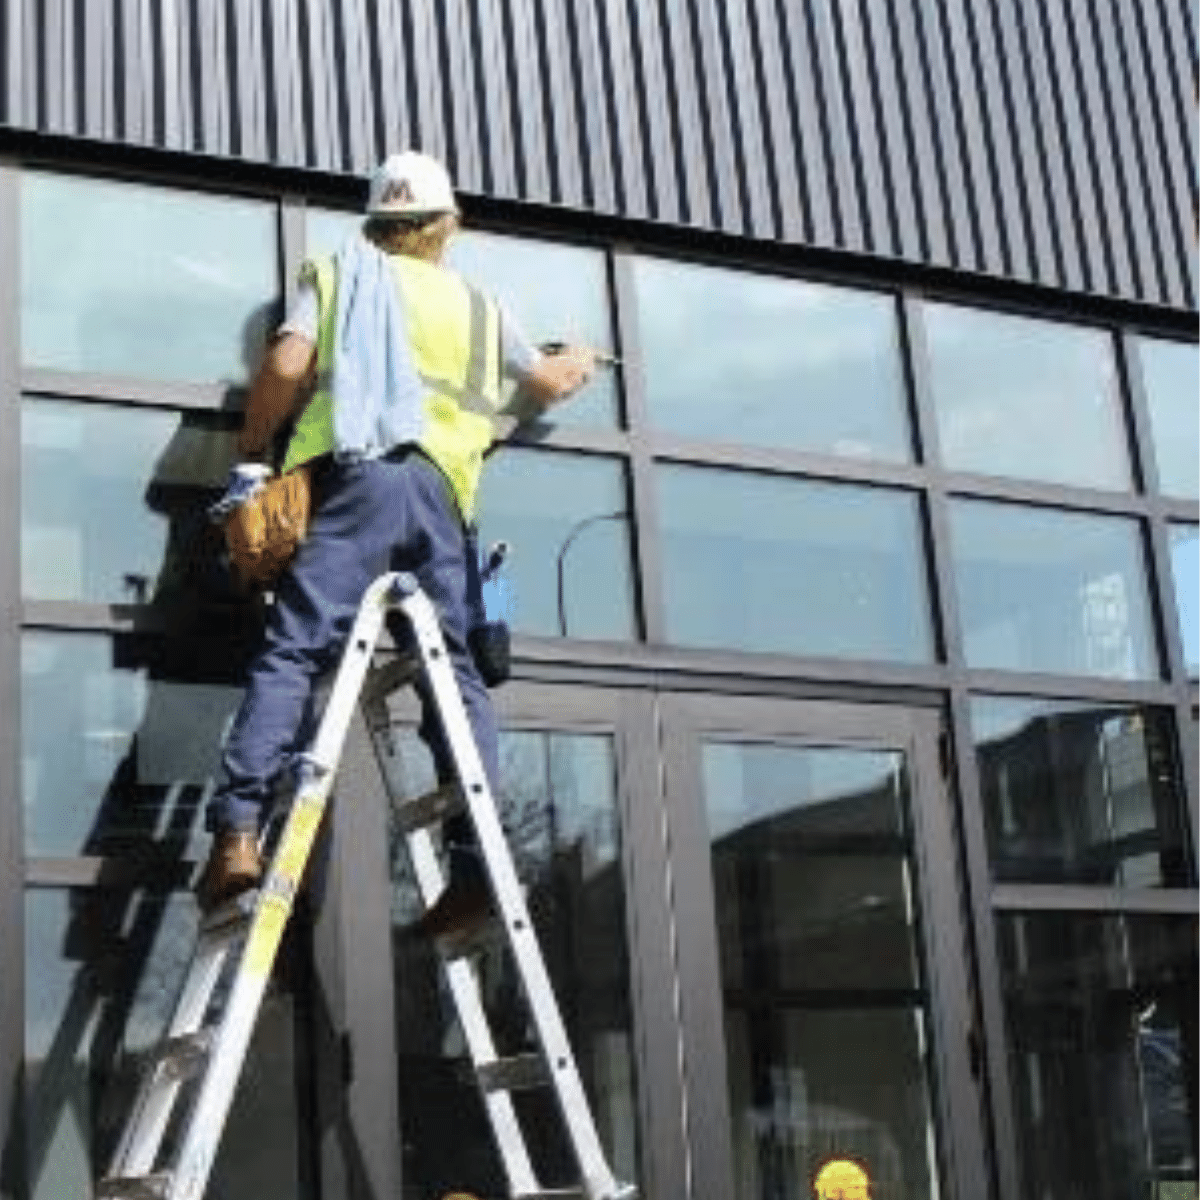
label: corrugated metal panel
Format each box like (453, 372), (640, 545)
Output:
(0, 0), (1193, 308)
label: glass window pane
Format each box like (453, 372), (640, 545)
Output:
(306, 209), (618, 427)
(702, 742), (941, 1199)
(971, 698), (1193, 886)
(633, 257), (911, 461)
(21, 398), (236, 605)
(21, 172), (278, 383)
(1138, 338), (1199, 499)
(949, 500), (1158, 679)
(923, 304), (1130, 489)
(997, 912), (1198, 1200)
(1169, 524), (1199, 677)
(25, 888), (303, 1200)
(379, 726), (641, 1194)
(21, 632), (242, 858)
(477, 449), (637, 641)
(657, 465), (933, 661)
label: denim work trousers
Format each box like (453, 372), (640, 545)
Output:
(208, 451), (499, 834)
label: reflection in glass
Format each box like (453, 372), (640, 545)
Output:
(1138, 338), (1199, 499)
(971, 698), (1192, 886)
(21, 633), (242, 859)
(1169, 524), (1199, 677)
(657, 465), (932, 661)
(306, 209), (618, 427)
(477, 449), (636, 641)
(24, 888), (302, 1200)
(633, 257), (911, 461)
(377, 726), (640, 1195)
(949, 500), (1158, 679)
(21, 172), (277, 383)
(923, 304), (1129, 489)
(702, 742), (940, 1199)
(997, 912), (1198, 1200)
(21, 398), (236, 605)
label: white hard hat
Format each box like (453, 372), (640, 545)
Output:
(366, 152), (459, 218)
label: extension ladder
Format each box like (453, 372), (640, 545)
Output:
(98, 571), (636, 1200)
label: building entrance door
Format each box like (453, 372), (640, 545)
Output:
(660, 694), (985, 1200)
(323, 687), (987, 1200)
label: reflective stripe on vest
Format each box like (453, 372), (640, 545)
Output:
(281, 253), (503, 519)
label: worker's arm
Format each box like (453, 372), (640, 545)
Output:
(236, 332), (317, 460)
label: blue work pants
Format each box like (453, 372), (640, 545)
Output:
(208, 451), (498, 834)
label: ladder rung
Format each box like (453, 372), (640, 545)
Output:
(477, 1052), (548, 1094)
(96, 1171), (173, 1200)
(144, 1029), (214, 1083)
(436, 915), (501, 961)
(393, 783), (466, 834)
(362, 653), (422, 705)
(198, 889), (258, 940)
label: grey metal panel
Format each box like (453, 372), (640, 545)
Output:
(882, 0), (950, 264)
(599, 0), (649, 219)
(910, 0), (978, 269)
(858, 0), (921, 261)
(474, 0), (518, 198)
(746, 0), (803, 240)
(1118, 0), (1193, 308)
(718, 0), (773, 238)
(623, 0), (678, 222)
(690, 0), (745, 233)
(656, 0), (713, 227)
(0, 0), (1194, 310)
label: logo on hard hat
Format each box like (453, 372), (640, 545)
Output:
(812, 1156), (872, 1199)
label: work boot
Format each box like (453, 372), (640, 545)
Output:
(404, 872), (491, 941)
(196, 830), (263, 912)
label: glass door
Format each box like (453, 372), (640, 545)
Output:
(661, 695), (986, 1200)
(337, 681), (686, 1200)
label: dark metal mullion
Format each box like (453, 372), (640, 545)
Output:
(908, 709), (995, 1200)
(656, 695), (735, 1200)
(610, 249), (667, 646)
(990, 884), (1200, 914)
(905, 292), (1022, 1200)
(20, 368), (245, 412)
(0, 159), (28, 1200)
(946, 692), (1023, 1200)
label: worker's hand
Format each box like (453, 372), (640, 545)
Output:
(527, 342), (605, 406)
(207, 463), (272, 524)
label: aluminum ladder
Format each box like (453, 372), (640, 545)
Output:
(97, 571), (635, 1200)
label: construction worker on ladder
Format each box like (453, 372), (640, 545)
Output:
(197, 151), (598, 918)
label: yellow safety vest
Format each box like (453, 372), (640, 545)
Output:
(281, 253), (504, 520)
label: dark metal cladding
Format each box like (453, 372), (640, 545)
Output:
(0, 0), (1194, 308)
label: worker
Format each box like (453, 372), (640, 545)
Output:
(196, 151), (598, 917)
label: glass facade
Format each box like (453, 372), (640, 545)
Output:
(701, 741), (941, 1199)
(4, 166), (1196, 1200)
(21, 172), (277, 384)
(1138, 337), (1199, 500)
(632, 258), (911, 461)
(949, 500), (1158, 679)
(657, 466), (932, 661)
(923, 303), (1130, 490)
(971, 698), (1193, 887)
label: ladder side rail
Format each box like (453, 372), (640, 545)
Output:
(405, 823), (541, 1196)
(167, 576), (397, 1199)
(106, 937), (234, 1179)
(399, 588), (624, 1200)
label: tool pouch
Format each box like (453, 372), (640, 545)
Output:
(468, 621), (510, 688)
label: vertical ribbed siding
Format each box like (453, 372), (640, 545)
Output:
(1, 0), (1194, 308)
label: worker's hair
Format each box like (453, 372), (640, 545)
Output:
(363, 212), (457, 262)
